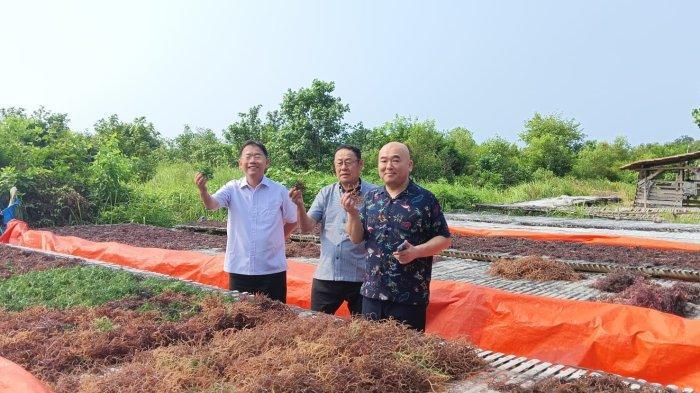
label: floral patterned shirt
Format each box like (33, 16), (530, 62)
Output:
(359, 180), (450, 305)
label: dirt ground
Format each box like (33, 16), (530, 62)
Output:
(42, 223), (699, 269)
(0, 245), (79, 278)
(185, 220), (323, 237)
(44, 224), (321, 258)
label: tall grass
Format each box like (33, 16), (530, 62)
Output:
(97, 163), (237, 226)
(102, 163), (636, 227)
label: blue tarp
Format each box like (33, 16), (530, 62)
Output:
(1, 198), (20, 233)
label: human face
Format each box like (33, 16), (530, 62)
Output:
(378, 142), (412, 188)
(238, 144), (269, 180)
(334, 149), (363, 186)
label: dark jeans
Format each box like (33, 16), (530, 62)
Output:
(310, 278), (363, 315)
(362, 296), (428, 332)
(228, 271), (287, 303)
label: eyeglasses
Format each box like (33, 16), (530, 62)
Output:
(243, 153), (265, 161)
(334, 160), (357, 167)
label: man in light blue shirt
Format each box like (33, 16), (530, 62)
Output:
(290, 145), (376, 315)
(196, 140), (297, 302)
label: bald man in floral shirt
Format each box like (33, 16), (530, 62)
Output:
(341, 142), (451, 331)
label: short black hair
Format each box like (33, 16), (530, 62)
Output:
(239, 140), (269, 158)
(334, 144), (361, 161)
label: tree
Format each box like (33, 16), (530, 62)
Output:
(359, 117), (465, 181)
(174, 126), (233, 167)
(93, 115), (163, 181)
(271, 79), (350, 170)
(631, 136), (700, 160)
(0, 107), (94, 225)
(224, 105), (266, 150)
(474, 137), (529, 187)
(341, 122), (372, 150)
(573, 136), (632, 181)
(520, 113), (585, 176)
(693, 108), (700, 129)
(88, 134), (134, 206)
(445, 127), (478, 176)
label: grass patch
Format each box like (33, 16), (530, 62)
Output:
(92, 316), (119, 332)
(0, 265), (201, 311)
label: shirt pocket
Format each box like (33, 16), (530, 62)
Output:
(257, 196), (283, 234)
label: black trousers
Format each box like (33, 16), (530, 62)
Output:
(310, 278), (363, 315)
(362, 296), (427, 332)
(228, 271), (287, 303)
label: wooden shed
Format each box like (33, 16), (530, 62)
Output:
(620, 151), (700, 207)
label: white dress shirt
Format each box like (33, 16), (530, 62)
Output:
(212, 176), (297, 275)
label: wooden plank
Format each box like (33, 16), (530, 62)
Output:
(511, 359), (542, 373)
(522, 362), (553, 377)
(637, 169), (665, 185)
(553, 367), (579, 379)
(567, 369), (589, 380)
(496, 357), (529, 371)
(534, 364), (566, 379)
(483, 352), (505, 362)
(490, 354), (516, 367)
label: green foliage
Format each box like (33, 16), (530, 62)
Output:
(4, 86), (696, 228)
(223, 105), (268, 151)
(270, 79), (350, 170)
(341, 122), (372, 150)
(93, 115), (164, 181)
(196, 165), (214, 180)
(173, 126), (234, 168)
(0, 108), (94, 226)
(137, 297), (202, 322)
(520, 113), (585, 176)
(631, 135), (700, 160)
(472, 136), (529, 187)
(98, 162), (233, 226)
(361, 117), (464, 181)
(445, 127), (478, 176)
(88, 134), (134, 207)
(0, 265), (199, 311)
(423, 181), (482, 210)
(98, 162), (640, 227)
(266, 166), (337, 207)
(573, 136), (633, 181)
(494, 176), (636, 204)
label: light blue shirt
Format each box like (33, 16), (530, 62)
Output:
(212, 176), (297, 275)
(308, 180), (377, 282)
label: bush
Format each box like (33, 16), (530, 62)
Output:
(473, 137), (529, 188)
(93, 115), (164, 182)
(423, 181), (483, 210)
(520, 113), (585, 176)
(573, 137), (632, 181)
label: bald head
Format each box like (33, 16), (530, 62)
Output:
(379, 142), (411, 158)
(378, 141), (413, 189)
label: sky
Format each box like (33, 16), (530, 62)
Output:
(1, 0), (699, 145)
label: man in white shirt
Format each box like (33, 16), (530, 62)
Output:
(195, 140), (297, 302)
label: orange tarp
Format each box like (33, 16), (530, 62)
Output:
(0, 357), (53, 393)
(448, 225), (700, 252)
(2, 219), (700, 388)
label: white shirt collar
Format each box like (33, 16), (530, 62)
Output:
(239, 175), (270, 189)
